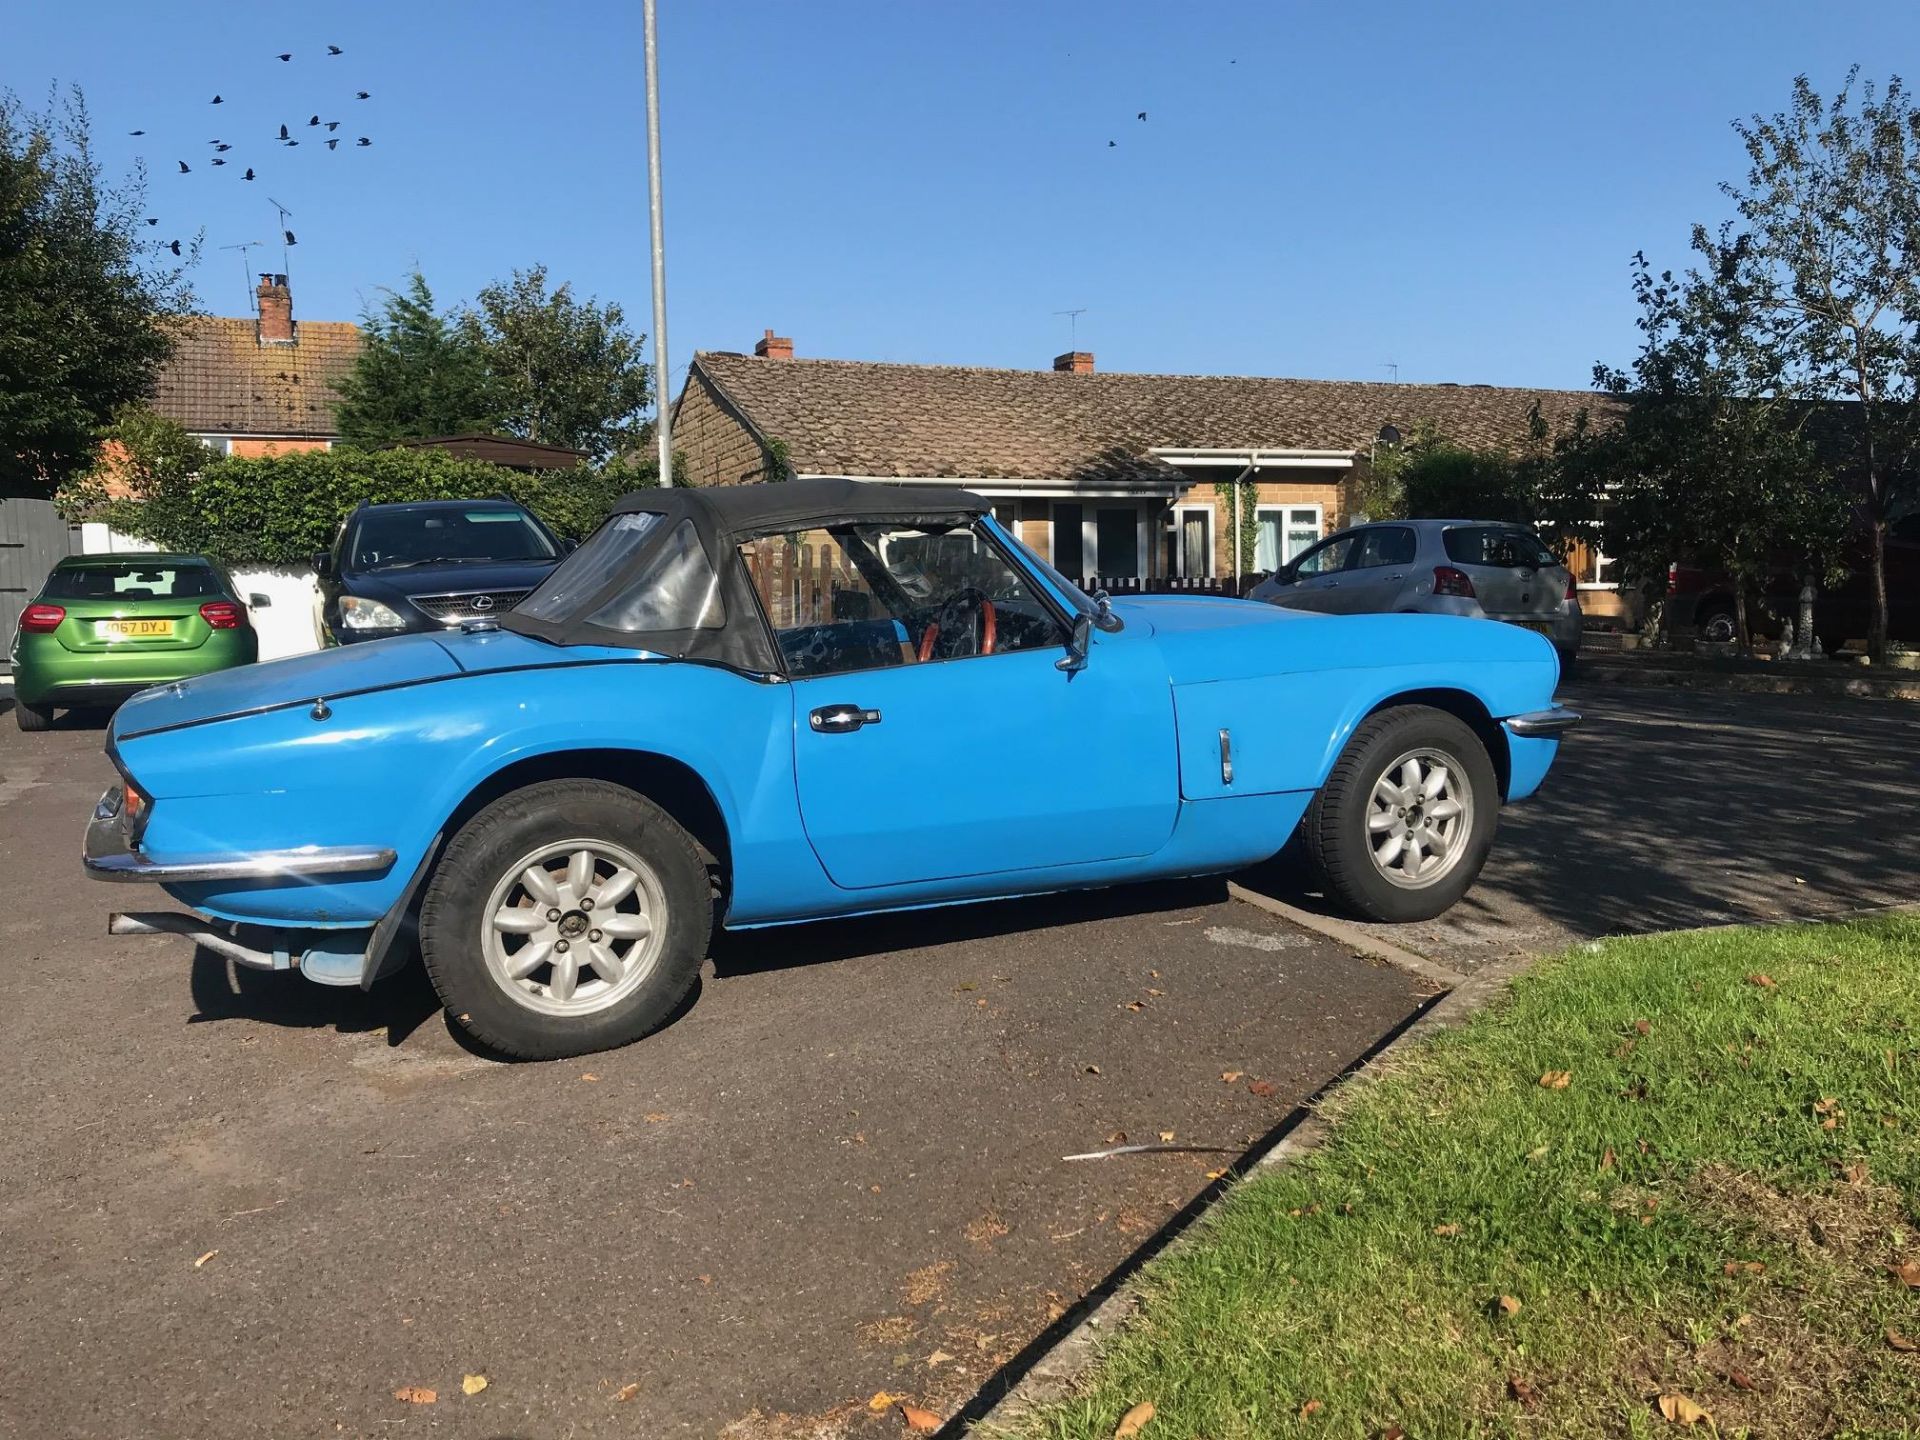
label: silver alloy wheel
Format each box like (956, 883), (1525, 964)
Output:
(480, 838), (667, 1017)
(1365, 747), (1474, 890)
(1701, 611), (1738, 644)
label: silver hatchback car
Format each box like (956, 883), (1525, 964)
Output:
(1248, 518), (1582, 666)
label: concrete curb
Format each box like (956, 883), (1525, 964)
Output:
(967, 922), (1526, 1435)
(1578, 661), (1920, 702)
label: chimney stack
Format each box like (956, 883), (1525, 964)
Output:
(754, 327), (794, 360)
(1052, 350), (1094, 374)
(256, 274), (294, 345)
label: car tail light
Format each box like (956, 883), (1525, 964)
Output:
(199, 600), (245, 629)
(1564, 575), (1577, 602)
(1432, 565), (1476, 598)
(20, 603), (65, 633)
(1667, 562), (1680, 596)
(122, 779), (151, 840)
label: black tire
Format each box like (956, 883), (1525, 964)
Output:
(1696, 601), (1739, 645)
(1555, 647), (1578, 681)
(14, 701), (53, 733)
(1301, 705), (1500, 924)
(418, 778), (711, 1060)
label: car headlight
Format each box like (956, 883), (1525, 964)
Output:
(337, 595), (408, 631)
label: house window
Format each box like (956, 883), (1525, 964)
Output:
(1051, 503), (1084, 580)
(1255, 505), (1322, 573)
(1094, 507), (1141, 579)
(1165, 506), (1213, 577)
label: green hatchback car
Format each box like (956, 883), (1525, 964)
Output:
(9, 554), (263, 731)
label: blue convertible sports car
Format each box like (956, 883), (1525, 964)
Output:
(85, 479), (1576, 1059)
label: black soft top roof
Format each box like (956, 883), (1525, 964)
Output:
(611, 476), (987, 539)
(503, 478), (991, 673)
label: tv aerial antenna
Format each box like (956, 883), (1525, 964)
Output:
(267, 196), (296, 274)
(218, 240), (265, 315)
(1054, 307), (1089, 348)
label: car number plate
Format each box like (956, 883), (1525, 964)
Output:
(94, 619), (174, 640)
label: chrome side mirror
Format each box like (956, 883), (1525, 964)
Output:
(1091, 589), (1124, 633)
(1057, 613), (1093, 673)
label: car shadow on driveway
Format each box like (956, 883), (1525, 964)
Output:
(186, 946), (445, 1047)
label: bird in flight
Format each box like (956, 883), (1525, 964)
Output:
(213, 142), (231, 152)
(308, 115), (320, 126)
(145, 217), (158, 225)
(325, 121), (340, 131)
(211, 95), (223, 104)
(326, 138), (340, 150)
(278, 124), (290, 140)
(276, 52), (292, 61)
(1107, 139), (1116, 148)
(243, 168), (255, 181)
(327, 44), (343, 55)
(177, 160), (190, 173)
(129, 129), (145, 136)
(169, 239), (181, 256)
(284, 229), (297, 246)
(1137, 111), (1147, 121)
(355, 91), (370, 100)
(211, 157), (227, 166)
(286, 139), (300, 147)
(356, 137), (372, 147)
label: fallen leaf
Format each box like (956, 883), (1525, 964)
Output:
(926, 1349), (954, 1368)
(393, 1387), (437, 1405)
(1249, 1079), (1278, 1098)
(615, 1382), (641, 1402)
(1887, 1326), (1918, 1351)
(1747, 973), (1777, 989)
(1600, 1146), (1616, 1171)
(1722, 1260), (1765, 1276)
(975, 1333), (999, 1352)
(1842, 1160), (1869, 1185)
(580, 1072), (600, 1082)
(1888, 1260), (1920, 1288)
(1381, 1429), (1406, 1440)
(901, 1403), (941, 1432)
(1526, 1144), (1550, 1162)
(1145, 988), (1165, 998)
(1107, 1130), (1129, 1144)
(699, 1274), (713, 1285)
(1085, 1065), (1102, 1075)
(644, 1112), (668, 1123)
(1539, 1070), (1572, 1090)
(1657, 1392), (1711, 1426)
(1813, 1096), (1843, 1115)
(461, 1374), (488, 1396)
(1299, 1398), (1323, 1419)
(1114, 1400), (1156, 1438)
(1157, 1130), (1175, 1143)
(1497, 1294), (1523, 1317)
(193, 1249), (217, 1269)
(1433, 1224), (1461, 1237)
(1221, 1071), (1243, 1084)
(1508, 1376), (1539, 1409)
(1123, 1001), (1145, 1013)
(1204, 1169), (1226, 1181)
(1727, 1367), (1755, 1392)
(1634, 1018), (1652, 1035)
(869, 1391), (898, 1412)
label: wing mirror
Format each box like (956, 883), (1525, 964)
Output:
(311, 552), (333, 578)
(248, 592), (273, 609)
(1057, 613), (1093, 673)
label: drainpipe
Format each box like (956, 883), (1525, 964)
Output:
(1230, 463), (1253, 592)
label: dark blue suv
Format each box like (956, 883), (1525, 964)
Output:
(315, 498), (568, 644)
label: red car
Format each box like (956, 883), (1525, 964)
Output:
(1664, 514), (1920, 651)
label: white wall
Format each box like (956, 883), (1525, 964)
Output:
(79, 525), (323, 661)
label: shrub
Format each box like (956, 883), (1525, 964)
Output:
(85, 444), (653, 567)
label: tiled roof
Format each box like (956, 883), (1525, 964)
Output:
(690, 351), (1621, 483)
(150, 316), (362, 437)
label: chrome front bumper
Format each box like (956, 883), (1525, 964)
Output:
(1503, 706), (1581, 738)
(83, 787), (397, 884)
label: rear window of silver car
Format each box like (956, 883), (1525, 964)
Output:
(1443, 527), (1557, 568)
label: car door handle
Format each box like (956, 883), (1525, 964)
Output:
(809, 704), (881, 734)
(1388, 573), (1404, 581)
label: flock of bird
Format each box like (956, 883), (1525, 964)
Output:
(1108, 110), (1149, 147)
(130, 45), (375, 261)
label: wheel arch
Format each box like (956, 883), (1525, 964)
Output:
(441, 748), (733, 884)
(1361, 688), (1512, 801)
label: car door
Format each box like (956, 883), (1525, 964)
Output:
(752, 521), (1180, 890)
(1271, 533), (1357, 613)
(1335, 526), (1419, 613)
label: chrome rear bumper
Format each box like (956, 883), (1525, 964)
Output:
(83, 788), (396, 884)
(1503, 706), (1581, 738)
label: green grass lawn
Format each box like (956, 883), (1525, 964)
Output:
(1004, 915), (1920, 1440)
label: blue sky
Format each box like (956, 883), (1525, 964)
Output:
(9, 1), (1919, 395)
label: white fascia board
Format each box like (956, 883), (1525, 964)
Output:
(795, 473), (1194, 499)
(1148, 447), (1357, 470)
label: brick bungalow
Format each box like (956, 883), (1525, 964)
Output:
(150, 274), (361, 455)
(673, 331), (1628, 616)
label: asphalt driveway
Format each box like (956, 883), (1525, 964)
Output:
(1242, 682), (1920, 973)
(0, 713), (1426, 1440)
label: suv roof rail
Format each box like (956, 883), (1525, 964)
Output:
(353, 497), (370, 511)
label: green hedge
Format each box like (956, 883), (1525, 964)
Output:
(92, 447), (653, 567)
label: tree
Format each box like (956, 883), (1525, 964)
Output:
(53, 404), (214, 519)
(466, 265), (651, 460)
(1725, 70), (1920, 662)
(1580, 236), (1852, 651)
(0, 87), (195, 498)
(332, 272), (502, 446)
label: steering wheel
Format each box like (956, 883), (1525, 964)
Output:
(917, 587), (998, 662)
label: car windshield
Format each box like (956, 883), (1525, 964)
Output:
(351, 507), (557, 570)
(42, 563), (223, 601)
(1443, 526), (1558, 568)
